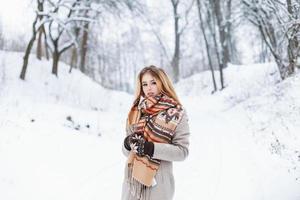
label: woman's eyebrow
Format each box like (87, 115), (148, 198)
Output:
(142, 79), (155, 83)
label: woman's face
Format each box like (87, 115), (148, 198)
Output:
(141, 72), (161, 98)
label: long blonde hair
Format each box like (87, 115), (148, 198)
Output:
(132, 65), (181, 106)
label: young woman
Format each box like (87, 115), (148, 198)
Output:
(121, 65), (190, 200)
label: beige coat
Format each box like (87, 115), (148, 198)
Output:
(121, 110), (190, 200)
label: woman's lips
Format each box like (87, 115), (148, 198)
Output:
(147, 92), (154, 97)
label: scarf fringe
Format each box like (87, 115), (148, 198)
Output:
(127, 163), (151, 200)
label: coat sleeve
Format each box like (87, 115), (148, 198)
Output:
(122, 122), (132, 157)
(152, 110), (190, 162)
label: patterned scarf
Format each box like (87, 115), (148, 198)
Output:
(126, 93), (184, 199)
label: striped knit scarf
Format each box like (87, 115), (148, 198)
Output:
(126, 93), (184, 199)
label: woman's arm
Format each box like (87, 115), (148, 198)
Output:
(152, 110), (190, 162)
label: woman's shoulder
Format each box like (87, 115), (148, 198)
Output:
(173, 106), (190, 136)
(177, 104), (188, 115)
(168, 105), (188, 125)
(179, 107), (188, 122)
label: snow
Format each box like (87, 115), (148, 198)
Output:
(1, 50), (300, 200)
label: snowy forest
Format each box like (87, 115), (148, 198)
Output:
(0, 0), (300, 199)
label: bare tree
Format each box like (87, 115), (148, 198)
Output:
(82, 0), (145, 91)
(69, 27), (80, 73)
(20, 0), (97, 79)
(46, 1), (75, 75)
(36, 0), (48, 60)
(70, 0), (142, 75)
(208, 0), (233, 89)
(20, 11), (40, 80)
(196, 0), (217, 92)
(74, 0), (93, 74)
(243, 0), (300, 79)
(170, 0), (194, 83)
(194, 0), (234, 89)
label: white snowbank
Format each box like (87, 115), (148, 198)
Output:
(0, 51), (299, 200)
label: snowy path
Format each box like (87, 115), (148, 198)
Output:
(1, 96), (300, 200)
(174, 97), (300, 200)
(0, 97), (300, 200)
(1, 51), (300, 200)
(175, 97), (261, 199)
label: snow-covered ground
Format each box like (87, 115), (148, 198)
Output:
(0, 51), (300, 200)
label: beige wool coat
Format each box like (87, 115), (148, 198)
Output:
(121, 110), (190, 200)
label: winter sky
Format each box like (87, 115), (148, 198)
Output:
(0, 0), (257, 64)
(0, 0), (166, 38)
(0, 0), (34, 38)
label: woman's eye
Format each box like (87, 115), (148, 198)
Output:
(151, 81), (156, 85)
(142, 83), (147, 87)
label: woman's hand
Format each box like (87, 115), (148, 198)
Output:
(124, 133), (154, 157)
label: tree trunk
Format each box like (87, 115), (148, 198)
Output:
(80, 23), (89, 74)
(36, 0), (45, 60)
(226, 0), (236, 64)
(196, 0), (217, 92)
(287, 35), (298, 75)
(171, 34), (180, 83)
(171, 0), (180, 83)
(52, 51), (59, 76)
(225, 0), (232, 64)
(20, 14), (38, 80)
(43, 27), (50, 60)
(69, 46), (77, 73)
(52, 39), (59, 76)
(258, 23), (287, 79)
(36, 28), (43, 60)
(213, 0), (227, 89)
(69, 27), (80, 73)
(207, 0), (224, 89)
(286, 0), (298, 76)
